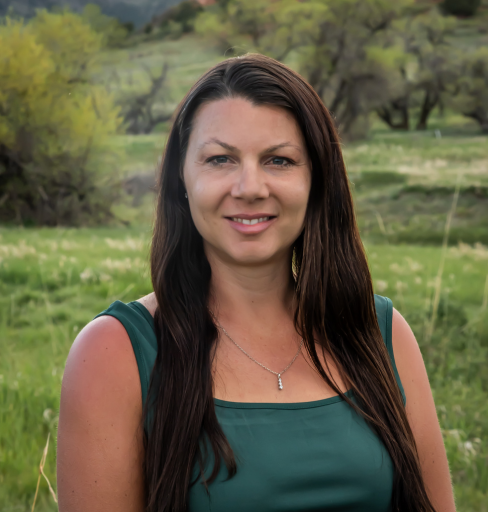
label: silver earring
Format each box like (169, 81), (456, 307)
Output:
(184, 192), (188, 199)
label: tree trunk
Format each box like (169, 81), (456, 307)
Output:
(329, 78), (348, 116)
(121, 65), (169, 134)
(464, 108), (488, 134)
(416, 90), (438, 130)
(377, 100), (410, 130)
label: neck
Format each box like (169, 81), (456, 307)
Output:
(207, 250), (295, 329)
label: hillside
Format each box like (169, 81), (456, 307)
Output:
(0, 0), (182, 26)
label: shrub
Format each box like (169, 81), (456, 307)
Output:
(441, 0), (482, 16)
(0, 11), (124, 226)
(154, 0), (203, 38)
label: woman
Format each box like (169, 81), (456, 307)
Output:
(57, 54), (456, 512)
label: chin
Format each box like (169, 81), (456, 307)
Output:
(226, 246), (285, 266)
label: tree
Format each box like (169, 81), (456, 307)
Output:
(291, 0), (411, 136)
(195, 0), (276, 53)
(0, 11), (123, 226)
(377, 9), (460, 131)
(148, 0), (204, 39)
(451, 47), (488, 132)
(196, 0), (484, 135)
(196, 0), (414, 137)
(81, 3), (129, 47)
(119, 64), (172, 134)
(441, 0), (481, 16)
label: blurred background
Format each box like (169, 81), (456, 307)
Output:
(0, 0), (487, 510)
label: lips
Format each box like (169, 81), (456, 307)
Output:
(225, 214), (277, 234)
(230, 216), (273, 225)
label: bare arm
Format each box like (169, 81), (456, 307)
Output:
(392, 308), (456, 512)
(57, 316), (145, 511)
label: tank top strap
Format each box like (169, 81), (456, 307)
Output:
(93, 297), (405, 413)
(374, 294), (406, 405)
(93, 300), (158, 408)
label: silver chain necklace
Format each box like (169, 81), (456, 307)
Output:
(213, 318), (304, 391)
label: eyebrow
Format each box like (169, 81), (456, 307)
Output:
(197, 138), (302, 154)
(197, 138), (237, 152)
(265, 142), (302, 153)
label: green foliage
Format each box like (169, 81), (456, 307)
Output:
(81, 3), (129, 48)
(160, 0), (203, 35)
(452, 47), (488, 132)
(0, 11), (124, 226)
(122, 21), (135, 34)
(379, 9), (461, 130)
(142, 0), (204, 41)
(441, 0), (482, 16)
(196, 0), (488, 136)
(196, 0), (419, 137)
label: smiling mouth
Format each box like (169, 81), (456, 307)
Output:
(229, 216), (275, 225)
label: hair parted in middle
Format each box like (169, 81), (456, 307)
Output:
(147, 53), (436, 512)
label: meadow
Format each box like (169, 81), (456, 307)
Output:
(1, 30), (488, 511)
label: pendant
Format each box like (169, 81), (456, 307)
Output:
(278, 374), (283, 390)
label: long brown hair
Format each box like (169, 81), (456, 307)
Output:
(148, 54), (435, 512)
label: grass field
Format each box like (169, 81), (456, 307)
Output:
(1, 226), (488, 511)
(2, 25), (488, 512)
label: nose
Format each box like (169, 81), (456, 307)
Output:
(230, 159), (269, 202)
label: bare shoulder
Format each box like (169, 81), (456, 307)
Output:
(391, 307), (456, 511)
(391, 307), (432, 411)
(57, 315), (144, 511)
(62, 315), (142, 403)
(137, 292), (157, 318)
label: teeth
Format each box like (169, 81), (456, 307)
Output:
(232, 217), (270, 224)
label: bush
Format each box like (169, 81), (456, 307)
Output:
(441, 0), (482, 16)
(0, 11), (124, 226)
(153, 0), (203, 37)
(452, 47), (488, 132)
(81, 3), (129, 48)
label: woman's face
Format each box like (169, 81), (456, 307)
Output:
(183, 97), (311, 266)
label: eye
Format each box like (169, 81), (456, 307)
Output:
(207, 155), (230, 166)
(268, 157), (293, 167)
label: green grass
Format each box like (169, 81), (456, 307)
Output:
(342, 114), (488, 246)
(0, 227), (153, 511)
(1, 228), (488, 511)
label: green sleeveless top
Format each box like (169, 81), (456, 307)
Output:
(95, 294), (405, 512)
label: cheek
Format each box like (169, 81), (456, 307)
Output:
(187, 178), (223, 229)
(280, 175), (311, 220)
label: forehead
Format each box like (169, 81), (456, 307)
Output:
(188, 97), (305, 150)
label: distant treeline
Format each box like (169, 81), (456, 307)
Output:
(0, 0), (182, 28)
(138, 0), (488, 137)
(191, 0), (488, 138)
